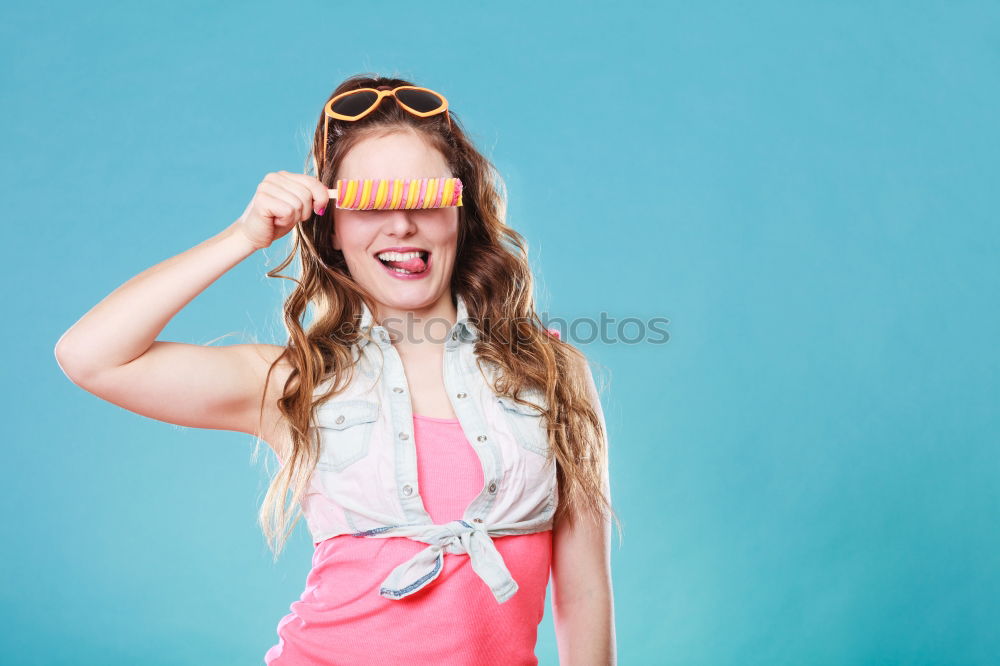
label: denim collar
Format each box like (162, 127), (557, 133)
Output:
(357, 293), (478, 349)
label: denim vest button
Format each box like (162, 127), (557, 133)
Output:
(392, 387), (404, 393)
(456, 392), (467, 399)
(488, 481), (497, 493)
(399, 432), (409, 440)
(477, 435), (487, 442)
(473, 518), (483, 523)
(402, 484), (413, 496)
(335, 415), (345, 424)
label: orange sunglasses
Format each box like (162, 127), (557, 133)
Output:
(322, 85), (451, 150)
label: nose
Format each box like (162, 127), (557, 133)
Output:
(382, 210), (417, 237)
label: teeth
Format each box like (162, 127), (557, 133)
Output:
(376, 250), (426, 261)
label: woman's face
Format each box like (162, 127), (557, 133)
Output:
(332, 129), (459, 317)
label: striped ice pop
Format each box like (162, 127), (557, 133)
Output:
(327, 177), (463, 210)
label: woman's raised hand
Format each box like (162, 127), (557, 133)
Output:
(236, 171), (330, 250)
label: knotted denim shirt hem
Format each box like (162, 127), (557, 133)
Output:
(352, 518), (520, 604)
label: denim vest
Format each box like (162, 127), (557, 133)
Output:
(298, 295), (558, 604)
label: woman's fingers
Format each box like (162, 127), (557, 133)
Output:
(259, 181), (306, 225)
(277, 170), (330, 216)
(235, 170), (331, 251)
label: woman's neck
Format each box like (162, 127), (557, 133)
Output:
(375, 293), (457, 353)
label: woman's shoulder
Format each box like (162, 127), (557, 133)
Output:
(242, 343), (295, 381)
(237, 344), (296, 449)
(551, 338), (605, 407)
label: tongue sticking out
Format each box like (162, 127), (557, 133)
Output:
(385, 256), (427, 273)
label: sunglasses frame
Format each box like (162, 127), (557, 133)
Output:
(322, 85), (452, 155)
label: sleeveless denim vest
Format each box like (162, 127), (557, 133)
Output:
(298, 295), (558, 604)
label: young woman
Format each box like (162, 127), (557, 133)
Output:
(55, 75), (618, 665)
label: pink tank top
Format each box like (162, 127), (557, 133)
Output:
(264, 414), (553, 665)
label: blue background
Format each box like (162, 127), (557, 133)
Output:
(4, 1), (998, 663)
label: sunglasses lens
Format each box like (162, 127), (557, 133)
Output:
(331, 90), (379, 117)
(395, 88), (444, 113)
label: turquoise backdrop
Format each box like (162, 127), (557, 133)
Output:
(4, 1), (998, 664)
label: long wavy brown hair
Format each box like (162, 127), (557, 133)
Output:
(254, 73), (621, 558)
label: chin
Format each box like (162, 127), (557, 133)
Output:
(362, 275), (451, 313)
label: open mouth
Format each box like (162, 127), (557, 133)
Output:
(375, 249), (431, 276)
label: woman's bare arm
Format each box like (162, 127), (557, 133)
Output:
(551, 361), (618, 665)
(53, 171), (329, 439)
(54, 221), (277, 435)
(552, 507), (616, 665)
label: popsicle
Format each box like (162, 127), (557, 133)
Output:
(326, 177), (463, 210)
